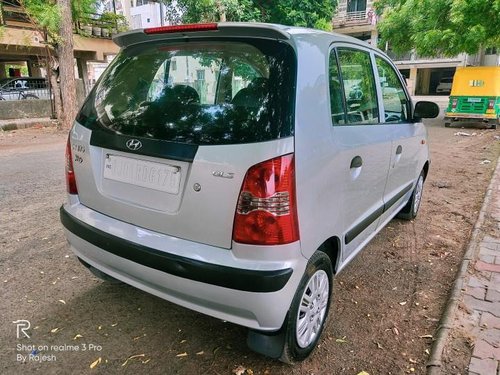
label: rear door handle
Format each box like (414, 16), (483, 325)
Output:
(350, 156), (363, 169)
(393, 145), (403, 169)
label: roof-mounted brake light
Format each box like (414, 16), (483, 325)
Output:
(144, 23), (218, 35)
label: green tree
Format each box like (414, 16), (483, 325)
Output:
(376, 0), (500, 57)
(169, 0), (260, 23)
(19, 0), (100, 128)
(163, 0), (336, 30)
(255, 0), (336, 30)
(21, 0), (98, 44)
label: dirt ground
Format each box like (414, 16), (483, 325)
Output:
(0, 122), (499, 375)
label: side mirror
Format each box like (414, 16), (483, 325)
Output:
(414, 101), (440, 120)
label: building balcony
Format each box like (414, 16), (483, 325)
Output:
(0, 1), (119, 62)
(386, 51), (414, 62)
(74, 14), (119, 39)
(333, 0), (377, 29)
(0, 0), (117, 40)
(0, 0), (33, 29)
(333, 10), (373, 28)
(386, 50), (468, 69)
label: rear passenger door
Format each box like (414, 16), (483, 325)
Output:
(328, 46), (392, 263)
(373, 55), (424, 220)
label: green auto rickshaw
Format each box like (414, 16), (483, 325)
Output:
(445, 66), (500, 129)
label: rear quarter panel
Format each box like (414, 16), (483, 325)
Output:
(292, 34), (344, 261)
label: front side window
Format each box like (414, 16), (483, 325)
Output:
(375, 56), (409, 123)
(77, 40), (296, 145)
(337, 48), (379, 125)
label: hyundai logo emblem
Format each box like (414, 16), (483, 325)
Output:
(126, 139), (142, 151)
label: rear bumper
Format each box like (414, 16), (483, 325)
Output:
(60, 204), (306, 330)
(445, 113), (498, 122)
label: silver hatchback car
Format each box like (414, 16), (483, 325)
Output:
(60, 22), (438, 362)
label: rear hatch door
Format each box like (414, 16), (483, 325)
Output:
(73, 36), (296, 249)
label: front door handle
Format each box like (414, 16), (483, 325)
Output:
(396, 145), (403, 155)
(350, 155), (363, 169)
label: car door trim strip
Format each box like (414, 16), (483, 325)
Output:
(345, 182), (413, 245)
(383, 183), (413, 213)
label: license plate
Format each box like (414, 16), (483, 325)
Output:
(104, 155), (181, 194)
(467, 98), (482, 103)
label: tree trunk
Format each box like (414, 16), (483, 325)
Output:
(57, 0), (77, 129)
(49, 70), (62, 122)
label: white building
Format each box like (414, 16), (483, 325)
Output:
(104, 0), (168, 29)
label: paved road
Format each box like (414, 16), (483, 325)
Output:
(0, 119), (496, 374)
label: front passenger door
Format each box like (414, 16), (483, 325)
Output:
(374, 55), (426, 219)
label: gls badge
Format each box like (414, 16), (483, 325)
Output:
(212, 171), (234, 179)
(126, 139), (142, 151)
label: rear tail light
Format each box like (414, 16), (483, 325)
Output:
(488, 99), (495, 110)
(451, 98), (458, 109)
(144, 23), (218, 35)
(233, 154), (299, 245)
(65, 137), (78, 195)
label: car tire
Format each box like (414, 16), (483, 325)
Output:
(397, 171), (425, 220)
(279, 251), (333, 364)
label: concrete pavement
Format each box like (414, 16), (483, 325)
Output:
(464, 179), (500, 375)
(0, 117), (57, 131)
(428, 157), (500, 375)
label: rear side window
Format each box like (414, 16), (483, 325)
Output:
(375, 56), (409, 123)
(77, 40), (296, 145)
(337, 48), (379, 125)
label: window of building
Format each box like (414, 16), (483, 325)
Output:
(375, 56), (409, 123)
(131, 14), (142, 29)
(337, 48), (379, 125)
(347, 0), (367, 13)
(485, 47), (498, 55)
(196, 69), (205, 81)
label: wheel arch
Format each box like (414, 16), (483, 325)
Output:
(422, 161), (430, 181)
(317, 236), (341, 274)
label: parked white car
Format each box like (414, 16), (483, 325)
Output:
(60, 22), (439, 363)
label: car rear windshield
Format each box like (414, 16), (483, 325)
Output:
(77, 39), (296, 145)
